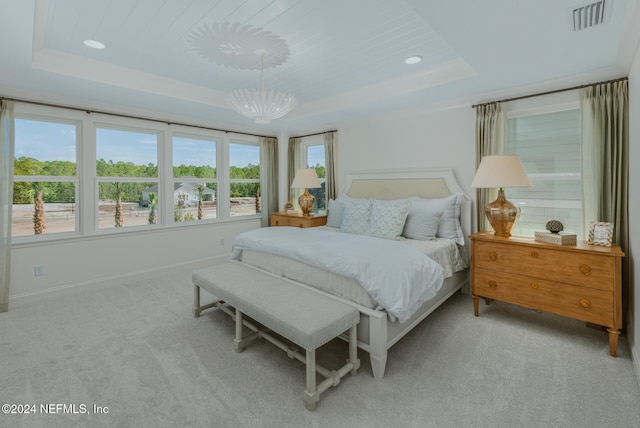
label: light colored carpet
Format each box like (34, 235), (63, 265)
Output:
(1, 269), (639, 428)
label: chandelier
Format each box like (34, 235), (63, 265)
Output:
(226, 49), (297, 124)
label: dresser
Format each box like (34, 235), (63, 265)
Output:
(470, 232), (624, 356)
(270, 212), (327, 228)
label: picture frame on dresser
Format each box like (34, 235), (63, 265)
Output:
(588, 221), (614, 247)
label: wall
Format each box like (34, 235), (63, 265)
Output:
(628, 40), (640, 385)
(337, 103), (476, 207)
(10, 219), (259, 306)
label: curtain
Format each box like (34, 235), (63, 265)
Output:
(259, 137), (278, 227)
(287, 137), (301, 207)
(0, 100), (14, 313)
(474, 102), (507, 231)
(323, 131), (338, 201)
(579, 80), (629, 317)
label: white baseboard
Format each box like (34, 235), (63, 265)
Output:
(8, 255), (228, 308)
(629, 313), (640, 389)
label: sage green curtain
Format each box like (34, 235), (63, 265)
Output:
(580, 80), (628, 245)
(579, 80), (628, 317)
(259, 137), (278, 227)
(474, 102), (507, 232)
(323, 131), (338, 200)
(0, 100), (14, 312)
(287, 137), (301, 207)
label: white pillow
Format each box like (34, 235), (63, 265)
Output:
(339, 199), (372, 235)
(326, 198), (344, 228)
(408, 194), (465, 245)
(366, 199), (411, 240)
(403, 210), (441, 241)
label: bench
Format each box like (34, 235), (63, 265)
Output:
(192, 261), (361, 410)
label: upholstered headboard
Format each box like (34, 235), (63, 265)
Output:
(342, 168), (472, 248)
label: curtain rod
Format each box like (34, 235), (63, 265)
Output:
(292, 129), (337, 139)
(0, 96), (274, 139)
(471, 76), (628, 108)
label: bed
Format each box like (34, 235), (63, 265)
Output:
(230, 168), (471, 380)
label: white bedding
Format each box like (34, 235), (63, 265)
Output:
(230, 227), (446, 323)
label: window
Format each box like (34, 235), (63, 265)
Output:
(11, 102), (264, 241)
(96, 127), (159, 230)
(12, 118), (79, 237)
(229, 142), (260, 217)
(173, 135), (218, 222)
(506, 108), (582, 238)
(301, 137), (326, 214)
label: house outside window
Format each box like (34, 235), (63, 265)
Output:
(172, 135), (218, 222)
(10, 102), (263, 242)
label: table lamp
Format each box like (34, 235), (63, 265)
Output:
(471, 155), (531, 237)
(291, 168), (321, 216)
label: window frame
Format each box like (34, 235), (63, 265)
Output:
(505, 93), (582, 238)
(10, 102), (264, 244)
(299, 135), (327, 214)
(12, 112), (82, 241)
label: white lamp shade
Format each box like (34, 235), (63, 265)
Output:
(291, 168), (321, 189)
(471, 155), (532, 188)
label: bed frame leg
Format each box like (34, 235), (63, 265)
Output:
(368, 312), (388, 380)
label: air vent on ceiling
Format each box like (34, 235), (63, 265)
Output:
(572, 1), (608, 31)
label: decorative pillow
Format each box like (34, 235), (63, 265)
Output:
(366, 199), (410, 240)
(403, 209), (442, 241)
(407, 194), (465, 245)
(339, 199), (372, 235)
(326, 198), (344, 228)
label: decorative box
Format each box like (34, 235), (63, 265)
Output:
(534, 231), (577, 246)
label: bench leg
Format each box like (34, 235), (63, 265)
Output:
(234, 310), (244, 353)
(193, 285), (201, 318)
(304, 350), (319, 411)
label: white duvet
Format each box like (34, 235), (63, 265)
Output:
(230, 227), (445, 323)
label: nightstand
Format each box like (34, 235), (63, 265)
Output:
(470, 232), (624, 356)
(270, 212), (327, 228)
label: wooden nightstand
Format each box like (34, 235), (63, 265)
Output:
(470, 232), (624, 356)
(270, 212), (327, 228)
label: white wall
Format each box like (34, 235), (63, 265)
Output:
(337, 103), (476, 206)
(10, 219), (259, 305)
(628, 40), (640, 385)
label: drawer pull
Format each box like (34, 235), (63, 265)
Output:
(488, 251), (497, 261)
(531, 251), (539, 258)
(489, 280), (498, 290)
(531, 282), (539, 289)
(579, 299), (592, 310)
(579, 264), (592, 275)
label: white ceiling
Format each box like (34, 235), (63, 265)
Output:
(0, 0), (638, 135)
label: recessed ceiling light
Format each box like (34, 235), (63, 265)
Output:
(84, 39), (105, 49)
(404, 56), (422, 65)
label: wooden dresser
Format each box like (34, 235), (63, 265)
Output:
(470, 232), (624, 356)
(270, 212), (327, 228)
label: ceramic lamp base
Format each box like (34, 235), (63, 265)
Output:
(485, 188), (519, 237)
(298, 189), (315, 216)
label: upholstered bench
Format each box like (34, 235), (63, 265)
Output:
(192, 261), (361, 410)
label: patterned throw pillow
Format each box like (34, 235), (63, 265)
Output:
(339, 199), (372, 235)
(366, 199), (411, 240)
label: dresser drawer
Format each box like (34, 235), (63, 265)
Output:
(473, 241), (614, 291)
(272, 216), (301, 227)
(473, 267), (614, 326)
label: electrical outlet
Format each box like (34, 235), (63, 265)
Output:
(34, 265), (45, 276)
(219, 238), (225, 246)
